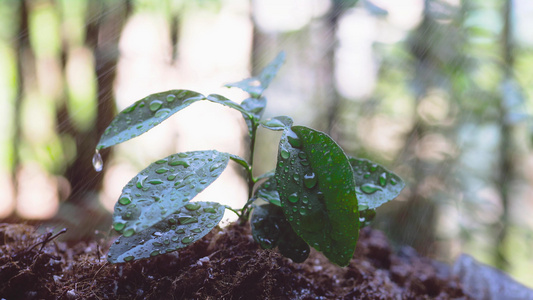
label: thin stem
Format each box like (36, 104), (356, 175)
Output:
(225, 205), (241, 218)
(240, 118), (260, 223)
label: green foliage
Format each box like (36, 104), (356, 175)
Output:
(96, 53), (405, 266)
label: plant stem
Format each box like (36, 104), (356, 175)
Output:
(240, 118), (260, 223)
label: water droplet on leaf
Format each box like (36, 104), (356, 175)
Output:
(179, 216), (198, 224)
(113, 222), (125, 231)
(281, 150), (290, 159)
(303, 172), (317, 189)
(289, 192), (299, 203)
(155, 108), (171, 118)
(119, 196), (131, 205)
(155, 168), (169, 174)
(166, 94), (176, 102)
(361, 183), (382, 194)
(123, 228), (135, 237)
(379, 172), (387, 186)
(149, 100), (163, 111)
(182, 236), (193, 244)
(184, 203), (201, 211)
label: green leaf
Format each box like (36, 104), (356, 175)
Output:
(255, 176), (281, 207)
(260, 116), (293, 131)
(228, 154), (250, 171)
(348, 157), (405, 209)
(241, 97), (266, 138)
(205, 94), (251, 117)
(108, 201), (225, 263)
(251, 204), (310, 263)
(97, 90), (204, 150)
(111, 150), (229, 237)
(275, 126), (359, 267)
(225, 51), (285, 98)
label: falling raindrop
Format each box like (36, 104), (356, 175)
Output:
(92, 150), (103, 172)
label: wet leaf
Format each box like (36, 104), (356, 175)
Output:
(275, 126), (359, 267)
(205, 94), (251, 117)
(97, 90), (204, 150)
(108, 201), (225, 263)
(228, 154), (250, 171)
(260, 116), (293, 131)
(225, 51), (285, 98)
(255, 176), (281, 207)
(348, 157), (405, 209)
(241, 96), (266, 138)
(251, 204), (309, 262)
(111, 150), (229, 237)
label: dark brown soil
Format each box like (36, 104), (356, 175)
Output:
(0, 222), (470, 299)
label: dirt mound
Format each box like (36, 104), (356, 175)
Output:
(0, 222), (468, 299)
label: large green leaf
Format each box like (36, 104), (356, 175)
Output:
(108, 201), (225, 263)
(348, 157), (405, 209)
(225, 52), (285, 98)
(275, 126), (359, 267)
(251, 204), (309, 263)
(112, 150), (229, 237)
(97, 90), (204, 150)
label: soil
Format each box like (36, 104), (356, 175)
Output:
(0, 222), (470, 299)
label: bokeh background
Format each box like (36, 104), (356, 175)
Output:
(1, 0), (533, 287)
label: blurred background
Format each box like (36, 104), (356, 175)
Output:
(1, 0), (532, 287)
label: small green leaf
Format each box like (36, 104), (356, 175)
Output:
(251, 204), (309, 263)
(108, 201), (225, 263)
(97, 90), (204, 150)
(111, 150), (229, 237)
(205, 94), (251, 117)
(261, 116), (293, 131)
(275, 126), (359, 267)
(241, 97), (267, 138)
(228, 154), (250, 171)
(255, 177), (281, 207)
(225, 51), (285, 98)
(348, 157), (405, 209)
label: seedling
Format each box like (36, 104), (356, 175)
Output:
(93, 52), (405, 266)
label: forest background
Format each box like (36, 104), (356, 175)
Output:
(1, 0), (532, 288)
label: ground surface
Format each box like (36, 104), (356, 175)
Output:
(0, 222), (470, 299)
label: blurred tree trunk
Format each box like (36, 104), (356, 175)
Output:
(322, 1), (343, 140)
(494, 0), (514, 270)
(61, 0), (131, 205)
(10, 0), (32, 218)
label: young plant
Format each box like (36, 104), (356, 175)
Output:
(93, 52), (405, 266)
